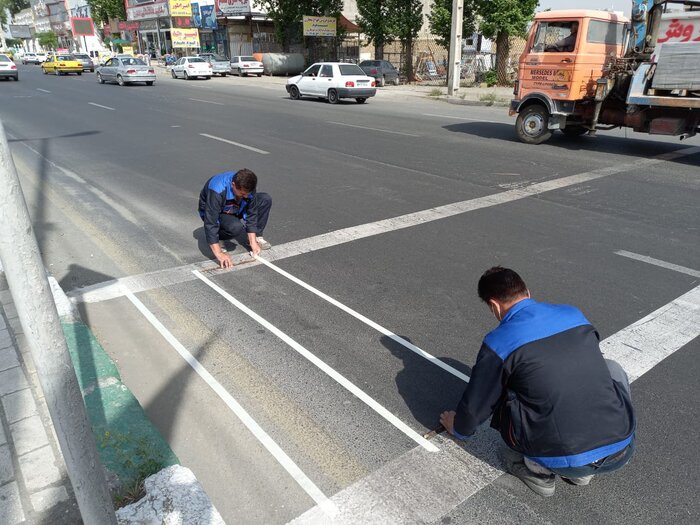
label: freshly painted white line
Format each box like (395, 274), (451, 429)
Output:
(327, 121), (421, 137)
(123, 288), (338, 516)
(68, 146), (700, 304)
(291, 282), (700, 523)
(615, 250), (700, 278)
(422, 113), (508, 124)
(36, 88), (51, 93)
(192, 270), (439, 452)
(170, 125), (181, 128)
(88, 102), (115, 111)
(200, 133), (269, 154)
(254, 255), (470, 383)
(189, 98), (225, 105)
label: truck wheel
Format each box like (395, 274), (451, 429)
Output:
(516, 105), (552, 144)
(561, 125), (588, 137)
(328, 89), (339, 104)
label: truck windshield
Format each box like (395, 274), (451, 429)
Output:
(532, 21), (579, 52)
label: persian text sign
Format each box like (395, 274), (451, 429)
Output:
(168, 0), (192, 18)
(172, 28), (199, 48)
(71, 17), (95, 36)
(216, 0), (250, 16)
(303, 16), (336, 37)
(127, 1), (168, 21)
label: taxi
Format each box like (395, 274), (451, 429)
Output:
(41, 54), (83, 76)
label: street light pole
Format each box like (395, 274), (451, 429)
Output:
(447, 0), (463, 96)
(0, 120), (117, 525)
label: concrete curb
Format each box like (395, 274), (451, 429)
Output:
(48, 277), (225, 523)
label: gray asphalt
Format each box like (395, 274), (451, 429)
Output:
(1, 63), (698, 524)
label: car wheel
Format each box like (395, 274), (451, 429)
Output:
(204, 76), (211, 80)
(393, 76), (400, 86)
(97, 73), (104, 84)
(146, 81), (154, 86)
(222, 73), (227, 77)
(515, 104), (552, 145)
(171, 69), (177, 79)
(117, 75), (125, 86)
(257, 73), (262, 77)
(328, 89), (339, 104)
(356, 98), (367, 104)
(78, 72), (82, 76)
(56, 70), (61, 76)
(379, 75), (386, 87)
(90, 68), (94, 73)
(42, 68), (47, 75)
(289, 85), (300, 100)
(184, 71), (190, 80)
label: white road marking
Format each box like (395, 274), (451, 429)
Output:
(615, 250), (700, 278)
(67, 145), (700, 304)
(170, 125), (181, 128)
(189, 98), (225, 105)
(254, 256), (470, 383)
(422, 113), (508, 124)
(192, 270), (439, 453)
(327, 121), (421, 137)
(199, 133), (269, 154)
(291, 282), (700, 523)
(36, 88), (51, 93)
(123, 288), (338, 517)
(88, 102), (115, 111)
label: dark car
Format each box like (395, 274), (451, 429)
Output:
(358, 60), (400, 87)
(72, 53), (95, 72)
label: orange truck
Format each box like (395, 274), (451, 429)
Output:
(510, 0), (700, 144)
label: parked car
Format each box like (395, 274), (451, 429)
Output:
(171, 56), (212, 80)
(96, 56), (156, 86)
(198, 53), (231, 76)
(0, 54), (19, 81)
(358, 59), (400, 86)
(230, 55), (264, 77)
(21, 52), (38, 64)
(286, 62), (376, 104)
(41, 54), (82, 76)
(72, 53), (95, 72)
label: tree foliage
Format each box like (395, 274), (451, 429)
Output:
(259, 0), (343, 52)
(1, 0), (30, 16)
(356, 0), (393, 59)
(387, 0), (423, 81)
(427, 0), (476, 50)
(37, 31), (58, 50)
(86, 0), (126, 26)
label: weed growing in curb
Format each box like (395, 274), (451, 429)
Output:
(429, 88), (443, 97)
(479, 92), (499, 105)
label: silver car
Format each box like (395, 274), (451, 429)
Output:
(198, 54), (231, 76)
(96, 57), (156, 86)
(72, 53), (95, 72)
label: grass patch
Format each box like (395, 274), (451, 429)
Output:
(479, 92), (499, 105)
(428, 88), (443, 97)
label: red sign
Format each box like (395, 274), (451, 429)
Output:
(172, 16), (192, 28)
(657, 18), (700, 43)
(71, 17), (95, 37)
(118, 21), (141, 31)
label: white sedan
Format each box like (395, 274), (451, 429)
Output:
(286, 62), (377, 104)
(230, 55), (264, 77)
(171, 57), (212, 80)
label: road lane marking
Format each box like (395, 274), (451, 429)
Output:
(422, 113), (508, 124)
(189, 98), (225, 105)
(88, 102), (115, 111)
(615, 250), (700, 278)
(199, 133), (269, 154)
(123, 288), (339, 517)
(291, 282), (700, 523)
(253, 255), (470, 383)
(192, 270), (439, 453)
(327, 121), (421, 137)
(67, 146), (700, 304)
(36, 88), (51, 93)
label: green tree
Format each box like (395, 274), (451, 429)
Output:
(37, 31), (58, 50)
(86, 0), (126, 25)
(387, 0), (423, 82)
(476, 0), (538, 85)
(1, 0), (30, 16)
(260, 0), (343, 53)
(428, 0), (476, 49)
(356, 0), (394, 59)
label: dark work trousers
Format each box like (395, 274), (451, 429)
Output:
(217, 192), (272, 247)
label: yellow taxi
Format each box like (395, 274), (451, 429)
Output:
(42, 54), (83, 76)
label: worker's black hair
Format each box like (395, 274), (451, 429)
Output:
(234, 169), (257, 192)
(478, 267), (528, 303)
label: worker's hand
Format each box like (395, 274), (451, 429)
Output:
(249, 240), (262, 257)
(439, 410), (457, 436)
(216, 252), (233, 269)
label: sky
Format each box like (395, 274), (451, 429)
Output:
(537, 0), (632, 16)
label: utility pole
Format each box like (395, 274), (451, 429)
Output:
(0, 120), (117, 525)
(447, 0), (463, 96)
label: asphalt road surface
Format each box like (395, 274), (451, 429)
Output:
(1, 63), (699, 524)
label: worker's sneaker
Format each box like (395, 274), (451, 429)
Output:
(507, 461), (556, 497)
(256, 237), (272, 250)
(562, 475), (594, 486)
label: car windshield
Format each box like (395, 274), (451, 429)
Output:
(0, 55), (10, 62)
(241, 56), (256, 62)
(211, 55), (227, 61)
(122, 58), (146, 65)
(74, 54), (90, 59)
(360, 61), (380, 67)
(189, 58), (206, 63)
(58, 55), (74, 60)
(339, 64), (366, 76)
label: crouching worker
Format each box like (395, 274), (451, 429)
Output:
(439, 266), (635, 497)
(198, 169), (272, 268)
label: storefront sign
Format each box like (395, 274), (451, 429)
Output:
(168, 0), (192, 18)
(172, 16), (192, 28)
(302, 16), (336, 37)
(191, 2), (201, 27)
(216, 0), (250, 16)
(127, 1), (169, 21)
(118, 21), (141, 31)
(200, 5), (217, 29)
(171, 28), (199, 48)
(71, 17), (95, 36)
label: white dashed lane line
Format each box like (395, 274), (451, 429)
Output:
(327, 121), (421, 137)
(36, 88), (51, 93)
(188, 98), (225, 105)
(199, 133), (269, 154)
(88, 102), (115, 111)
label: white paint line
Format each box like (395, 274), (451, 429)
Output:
(326, 121), (421, 137)
(199, 133), (269, 154)
(254, 255), (470, 383)
(615, 250), (700, 278)
(192, 270), (439, 452)
(88, 102), (115, 111)
(123, 288), (338, 517)
(422, 113), (508, 124)
(291, 283), (700, 523)
(189, 98), (225, 105)
(68, 145), (700, 304)
(170, 125), (181, 128)
(36, 88), (51, 93)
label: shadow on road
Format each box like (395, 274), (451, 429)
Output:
(193, 226), (248, 262)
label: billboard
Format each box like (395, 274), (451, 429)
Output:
(191, 2), (201, 27)
(168, 0), (192, 17)
(200, 5), (217, 30)
(303, 16), (336, 37)
(127, 1), (169, 21)
(8, 25), (33, 38)
(171, 28), (199, 48)
(71, 17), (95, 37)
(216, 0), (249, 16)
